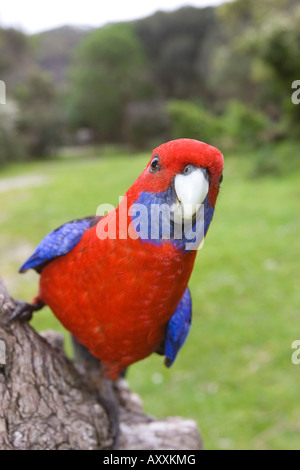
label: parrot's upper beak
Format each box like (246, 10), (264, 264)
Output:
(173, 167), (209, 222)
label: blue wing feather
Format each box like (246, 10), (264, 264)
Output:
(164, 287), (192, 367)
(19, 216), (101, 273)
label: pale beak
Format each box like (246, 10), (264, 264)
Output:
(173, 168), (209, 221)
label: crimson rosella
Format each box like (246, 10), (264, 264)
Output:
(15, 139), (223, 380)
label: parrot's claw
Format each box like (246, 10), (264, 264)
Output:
(96, 385), (120, 450)
(7, 300), (44, 324)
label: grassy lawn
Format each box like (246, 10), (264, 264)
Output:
(0, 147), (299, 449)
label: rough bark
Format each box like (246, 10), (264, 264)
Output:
(0, 277), (202, 450)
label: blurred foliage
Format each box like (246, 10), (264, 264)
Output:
(0, 101), (25, 165)
(67, 23), (154, 142)
(221, 100), (269, 148)
(167, 100), (222, 146)
(30, 26), (89, 84)
(0, 28), (29, 77)
(215, 0), (300, 124)
(0, 0), (299, 173)
(249, 140), (300, 177)
(167, 99), (269, 150)
(15, 70), (64, 157)
(0, 70), (63, 161)
(134, 7), (219, 100)
(124, 100), (170, 149)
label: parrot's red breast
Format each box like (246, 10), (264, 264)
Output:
(39, 229), (196, 379)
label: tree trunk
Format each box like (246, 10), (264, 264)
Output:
(0, 277), (202, 450)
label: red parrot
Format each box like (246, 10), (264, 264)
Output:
(14, 139), (223, 380)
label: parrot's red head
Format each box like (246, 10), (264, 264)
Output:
(130, 138), (223, 208)
(150, 138), (223, 206)
(124, 139), (223, 252)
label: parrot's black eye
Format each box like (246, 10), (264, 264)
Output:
(183, 164), (194, 176)
(150, 155), (160, 173)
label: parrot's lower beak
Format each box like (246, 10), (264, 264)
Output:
(172, 167), (209, 223)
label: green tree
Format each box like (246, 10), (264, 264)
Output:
(167, 100), (222, 145)
(67, 23), (153, 142)
(0, 27), (29, 78)
(211, 0), (300, 132)
(252, 8), (300, 128)
(15, 70), (63, 157)
(135, 7), (219, 100)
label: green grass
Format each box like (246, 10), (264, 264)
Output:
(0, 148), (300, 450)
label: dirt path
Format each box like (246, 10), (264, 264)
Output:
(0, 175), (49, 193)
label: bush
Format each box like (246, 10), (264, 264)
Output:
(67, 23), (154, 143)
(0, 100), (26, 165)
(124, 101), (171, 148)
(250, 140), (300, 178)
(17, 107), (64, 158)
(0, 126), (26, 165)
(222, 100), (269, 148)
(14, 70), (64, 158)
(0, 92), (63, 164)
(167, 100), (223, 146)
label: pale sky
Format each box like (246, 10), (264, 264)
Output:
(0, 0), (227, 34)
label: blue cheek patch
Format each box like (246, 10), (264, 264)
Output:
(130, 189), (214, 252)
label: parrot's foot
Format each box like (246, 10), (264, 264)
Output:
(7, 299), (45, 324)
(96, 380), (120, 450)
